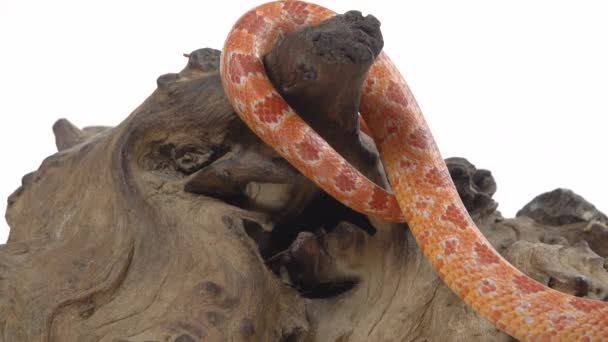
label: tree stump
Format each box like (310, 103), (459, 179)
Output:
(2, 10), (607, 342)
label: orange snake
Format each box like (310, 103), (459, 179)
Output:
(219, 1), (608, 340)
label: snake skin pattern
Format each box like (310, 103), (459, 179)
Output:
(219, 1), (608, 340)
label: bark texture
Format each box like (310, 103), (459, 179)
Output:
(2, 11), (607, 342)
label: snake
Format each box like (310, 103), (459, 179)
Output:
(219, 1), (608, 340)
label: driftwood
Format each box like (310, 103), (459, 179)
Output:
(2, 10), (608, 342)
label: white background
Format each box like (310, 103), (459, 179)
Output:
(1, 0), (606, 243)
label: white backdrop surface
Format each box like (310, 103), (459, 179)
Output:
(1, 0), (607, 243)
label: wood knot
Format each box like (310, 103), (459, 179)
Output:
(185, 48), (220, 73)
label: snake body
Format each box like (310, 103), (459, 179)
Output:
(220, 1), (608, 340)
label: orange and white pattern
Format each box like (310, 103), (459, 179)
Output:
(220, 1), (608, 340)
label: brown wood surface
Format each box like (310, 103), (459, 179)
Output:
(2, 11), (607, 342)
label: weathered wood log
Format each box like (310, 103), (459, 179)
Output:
(2, 9), (607, 342)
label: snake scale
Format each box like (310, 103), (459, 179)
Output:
(219, 1), (608, 340)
